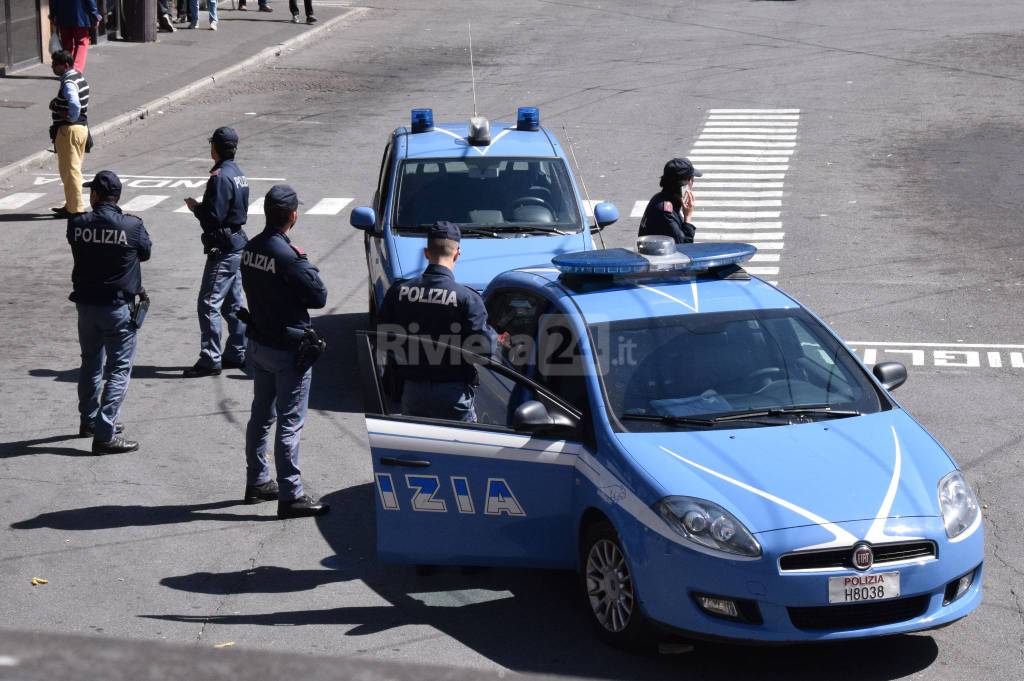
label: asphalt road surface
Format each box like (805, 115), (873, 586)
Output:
(2, 1), (1022, 679)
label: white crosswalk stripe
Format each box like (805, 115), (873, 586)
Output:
(690, 157), (791, 164)
(708, 109), (801, 114)
(698, 200), (782, 207)
(694, 210), (781, 219)
(305, 197), (354, 215)
(700, 173), (786, 180)
(699, 134), (797, 140)
(708, 115), (799, 121)
(697, 221), (782, 229)
(692, 148), (795, 155)
(701, 121), (798, 127)
(698, 232), (785, 240)
(699, 191), (783, 198)
(749, 253), (781, 262)
(696, 181), (784, 189)
(694, 141), (796, 148)
(696, 165), (789, 171)
(744, 266), (780, 275)
(248, 198), (264, 213)
(702, 127), (798, 134)
(747, 242), (784, 250)
(120, 195), (170, 212)
(0, 193), (45, 209)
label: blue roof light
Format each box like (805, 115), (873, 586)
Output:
(552, 238), (757, 276)
(411, 108), (434, 133)
(517, 106), (540, 131)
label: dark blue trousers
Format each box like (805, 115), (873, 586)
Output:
(197, 251), (246, 368)
(77, 303), (137, 442)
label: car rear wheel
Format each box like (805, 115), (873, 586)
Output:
(580, 520), (651, 648)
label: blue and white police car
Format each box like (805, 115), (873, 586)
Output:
(357, 237), (983, 646)
(350, 107), (619, 317)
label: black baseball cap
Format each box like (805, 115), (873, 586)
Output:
(661, 157), (702, 183)
(264, 184), (303, 212)
(427, 220), (461, 242)
(209, 126), (239, 148)
(83, 170), (122, 198)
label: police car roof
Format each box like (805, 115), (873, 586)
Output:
(491, 267), (799, 324)
(396, 123), (562, 160)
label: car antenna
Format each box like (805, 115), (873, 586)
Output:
(562, 123), (607, 249)
(468, 21), (478, 117)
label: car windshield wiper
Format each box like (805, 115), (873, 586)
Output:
(711, 405), (861, 423)
(620, 413), (717, 428)
(415, 224), (503, 238)
(491, 225), (572, 236)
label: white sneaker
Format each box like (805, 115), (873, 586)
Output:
(210, 20), (218, 30)
(291, 14), (299, 23)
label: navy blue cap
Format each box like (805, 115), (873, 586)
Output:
(662, 157), (702, 182)
(427, 220), (461, 242)
(264, 184), (303, 212)
(209, 126), (239, 148)
(83, 170), (122, 197)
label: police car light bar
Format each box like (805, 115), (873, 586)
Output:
(551, 237), (757, 276)
(517, 107), (540, 131)
(411, 108), (434, 133)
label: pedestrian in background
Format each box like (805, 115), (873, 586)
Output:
(49, 50), (90, 217)
(48, 0), (99, 73)
(158, 0), (176, 32)
(237, 0), (273, 13)
(183, 127), (249, 377)
(186, 0), (218, 30)
(289, 0), (316, 24)
(240, 185), (329, 518)
(637, 157), (702, 244)
(67, 171), (151, 455)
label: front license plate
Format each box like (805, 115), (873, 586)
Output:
(828, 571), (900, 604)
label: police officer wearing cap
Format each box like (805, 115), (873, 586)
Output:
(182, 126), (249, 378)
(67, 171), (151, 454)
(240, 185), (329, 518)
(638, 157), (703, 244)
(378, 221), (497, 422)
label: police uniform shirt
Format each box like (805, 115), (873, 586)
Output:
(240, 229), (327, 349)
(637, 189), (695, 244)
(378, 264), (496, 383)
(195, 159), (250, 252)
(67, 203), (152, 304)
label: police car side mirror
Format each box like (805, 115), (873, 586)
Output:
(593, 202), (619, 229)
(872, 361), (907, 391)
(350, 206), (378, 233)
(512, 400), (577, 435)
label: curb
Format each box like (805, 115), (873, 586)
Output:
(0, 6), (369, 184)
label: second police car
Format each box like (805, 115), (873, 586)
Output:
(350, 107), (619, 317)
(357, 236), (984, 647)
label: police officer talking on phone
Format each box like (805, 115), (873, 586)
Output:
(240, 185), (329, 518)
(638, 157), (702, 244)
(182, 126), (249, 378)
(67, 170), (152, 454)
(378, 221), (497, 422)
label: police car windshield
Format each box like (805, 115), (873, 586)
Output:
(394, 158), (583, 235)
(591, 308), (886, 432)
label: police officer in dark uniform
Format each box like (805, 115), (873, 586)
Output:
(182, 126), (249, 377)
(67, 171), (151, 454)
(240, 185), (329, 518)
(638, 157), (703, 244)
(378, 221), (497, 422)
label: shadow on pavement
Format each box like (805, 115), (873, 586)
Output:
(10, 500), (274, 530)
(0, 433), (88, 458)
(0, 213), (62, 222)
(144, 484), (940, 680)
(29, 365), (191, 382)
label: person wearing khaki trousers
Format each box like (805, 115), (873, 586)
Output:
(49, 51), (90, 217)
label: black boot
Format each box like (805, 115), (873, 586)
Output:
(92, 436), (140, 455)
(278, 494), (329, 518)
(244, 480), (279, 504)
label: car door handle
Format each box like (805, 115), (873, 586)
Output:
(380, 456), (431, 468)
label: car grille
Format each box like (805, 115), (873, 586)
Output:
(788, 595), (930, 631)
(779, 541), (936, 571)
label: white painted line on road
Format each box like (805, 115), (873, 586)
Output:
(702, 121), (798, 127)
(0, 192), (45, 209)
(691, 148), (795, 155)
(248, 198), (264, 214)
(700, 173), (787, 180)
(848, 341), (1024, 349)
(698, 200), (782, 207)
(695, 165), (789, 171)
(694, 210), (781, 218)
(749, 253), (781, 262)
(742, 266), (780, 275)
(696, 181), (784, 189)
(689, 157), (792, 164)
(698, 232), (785, 240)
(703, 127), (798, 133)
(630, 201), (645, 218)
(708, 109), (800, 113)
(699, 191), (783, 197)
(848, 343), (1024, 369)
(708, 115), (800, 120)
(747, 241), (784, 250)
(305, 197), (353, 215)
(699, 134), (797, 141)
(697, 221), (783, 229)
(694, 141), (796, 148)
(120, 195), (169, 212)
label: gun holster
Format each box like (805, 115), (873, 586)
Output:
(129, 290), (150, 329)
(295, 328), (326, 372)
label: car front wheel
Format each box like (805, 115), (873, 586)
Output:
(580, 520), (651, 648)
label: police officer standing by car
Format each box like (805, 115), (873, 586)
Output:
(67, 171), (151, 454)
(182, 127), (249, 378)
(240, 185), (329, 518)
(378, 221), (497, 422)
(638, 157), (702, 244)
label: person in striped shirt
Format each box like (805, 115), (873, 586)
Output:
(49, 50), (90, 217)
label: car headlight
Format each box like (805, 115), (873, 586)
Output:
(938, 471), (980, 539)
(655, 496), (761, 557)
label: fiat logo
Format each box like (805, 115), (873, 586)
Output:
(852, 543), (874, 571)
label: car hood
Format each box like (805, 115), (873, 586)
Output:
(615, 409), (955, 544)
(392, 231), (590, 290)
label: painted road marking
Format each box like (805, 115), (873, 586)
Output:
(695, 165), (790, 171)
(693, 210), (781, 219)
(747, 242), (783, 250)
(708, 115), (800, 121)
(700, 173), (786, 180)
(697, 221), (783, 229)
(700, 133), (797, 139)
(692, 148), (795, 155)
(699, 191), (783, 197)
(702, 120), (799, 127)
(848, 342), (1024, 369)
(305, 197), (354, 215)
(0, 193), (45, 209)
(696, 181), (784, 188)
(120, 195), (169, 212)
(694, 141), (797, 148)
(702, 127), (798, 133)
(749, 254), (781, 262)
(697, 200), (782, 207)
(708, 109), (801, 113)
(699, 232), (784, 240)
(743, 266), (780, 275)
(690, 158), (792, 164)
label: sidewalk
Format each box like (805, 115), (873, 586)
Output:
(0, 3), (355, 173)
